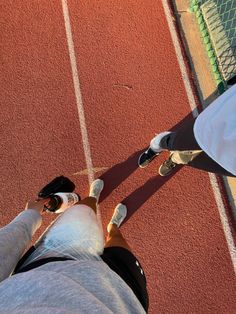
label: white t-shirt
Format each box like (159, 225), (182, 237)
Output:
(194, 84), (236, 176)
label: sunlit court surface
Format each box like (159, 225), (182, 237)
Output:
(0, 1), (236, 313)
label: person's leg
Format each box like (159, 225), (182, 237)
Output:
(171, 150), (202, 164)
(139, 116), (234, 176)
(158, 150), (202, 176)
(34, 179), (104, 247)
(78, 197), (97, 213)
(187, 151), (236, 177)
(105, 225), (131, 250)
(158, 149), (236, 177)
(141, 118), (202, 174)
(158, 118), (234, 176)
(138, 117), (200, 168)
(17, 179), (105, 270)
(105, 204), (130, 250)
(102, 204), (149, 311)
(159, 117), (201, 151)
(160, 117), (236, 176)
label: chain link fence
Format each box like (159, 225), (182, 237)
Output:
(190, 0), (236, 91)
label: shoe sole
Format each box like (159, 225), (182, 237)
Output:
(158, 169), (171, 176)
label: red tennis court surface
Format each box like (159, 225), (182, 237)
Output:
(1, 1), (235, 313)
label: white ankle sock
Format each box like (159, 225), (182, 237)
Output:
(150, 131), (171, 152)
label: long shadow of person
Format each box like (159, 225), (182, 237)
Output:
(100, 149), (143, 202)
(121, 167), (182, 223)
(100, 111), (195, 215)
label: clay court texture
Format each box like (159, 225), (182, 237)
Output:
(1, 1), (236, 313)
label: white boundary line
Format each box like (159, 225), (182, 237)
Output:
(162, 0), (236, 274)
(61, 0), (94, 185)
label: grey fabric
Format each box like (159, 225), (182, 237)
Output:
(0, 209), (42, 282)
(0, 210), (145, 313)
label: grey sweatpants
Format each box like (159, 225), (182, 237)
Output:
(18, 204), (104, 270)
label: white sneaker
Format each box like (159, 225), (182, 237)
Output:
(107, 203), (127, 232)
(89, 179), (104, 202)
(150, 131), (171, 153)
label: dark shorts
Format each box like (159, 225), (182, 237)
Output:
(101, 247), (149, 312)
(14, 246), (149, 312)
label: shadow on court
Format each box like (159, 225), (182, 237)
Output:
(99, 112), (193, 218)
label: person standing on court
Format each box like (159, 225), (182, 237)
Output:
(138, 84), (236, 177)
(0, 179), (148, 313)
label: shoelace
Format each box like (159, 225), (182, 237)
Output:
(164, 158), (176, 169)
(114, 212), (123, 222)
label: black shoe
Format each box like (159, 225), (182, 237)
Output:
(138, 147), (159, 168)
(158, 154), (177, 176)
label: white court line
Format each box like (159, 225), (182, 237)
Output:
(61, 0), (94, 185)
(162, 0), (236, 275)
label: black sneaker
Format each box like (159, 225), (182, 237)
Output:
(158, 154), (177, 176)
(138, 147), (159, 168)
